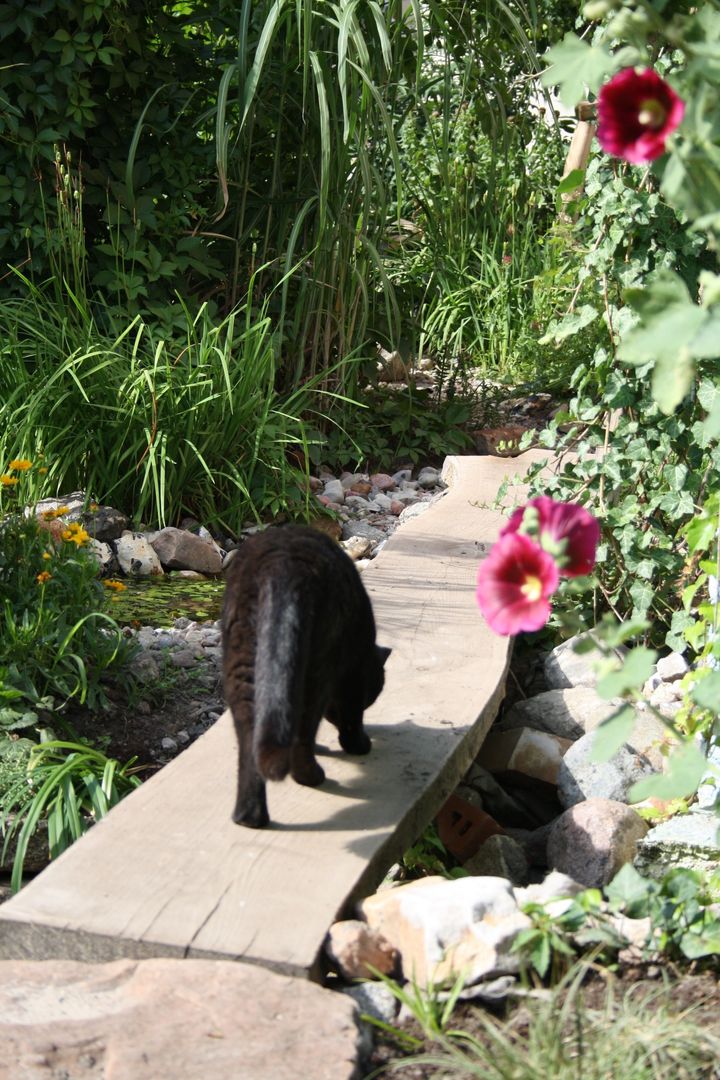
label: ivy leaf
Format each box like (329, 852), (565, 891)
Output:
(703, 395), (720, 441)
(541, 34), (615, 108)
(629, 742), (708, 802)
(557, 168), (585, 196)
(590, 706), (636, 763)
(679, 928), (720, 959)
(539, 304), (598, 345)
(596, 646), (657, 699)
(605, 864), (652, 918)
(692, 671), (720, 711)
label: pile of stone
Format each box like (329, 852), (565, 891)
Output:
(35, 465), (447, 580)
(323, 631), (720, 1014)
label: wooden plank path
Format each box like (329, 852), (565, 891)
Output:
(0, 452), (551, 979)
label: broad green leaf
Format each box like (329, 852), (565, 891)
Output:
(629, 742), (708, 802)
(692, 671), (720, 711)
(596, 646), (658, 700)
(590, 706), (636, 763)
(680, 928), (720, 959)
(539, 304), (598, 345)
(556, 168), (585, 196)
(703, 395), (720, 440)
(605, 864), (652, 917)
(541, 34), (615, 107)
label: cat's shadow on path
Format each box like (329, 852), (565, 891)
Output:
(263, 715), (477, 867)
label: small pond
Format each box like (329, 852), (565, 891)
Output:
(109, 575), (225, 628)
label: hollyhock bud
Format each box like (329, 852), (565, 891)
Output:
(476, 532), (560, 636)
(501, 496), (599, 578)
(597, 68), (685, 165)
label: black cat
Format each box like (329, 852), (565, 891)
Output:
(222, 524), (390, 828)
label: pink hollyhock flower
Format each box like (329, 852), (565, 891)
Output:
(476, 532), (560, 636)
(501, 496), (600, 578)
(597, 68), (685, 164)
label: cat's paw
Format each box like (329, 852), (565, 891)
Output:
(339, 730), (372, 756)
(232, 801), (270, 828)
(292, 760), (326, 787)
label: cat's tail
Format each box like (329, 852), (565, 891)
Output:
(253, 578), (309, 781)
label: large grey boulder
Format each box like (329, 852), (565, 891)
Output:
(544, 632), (626, 690)
(0, 958), (361, 1080)
(547, 798), (649, 888)
(359, 875), (530, 988)
(496, 687), (618, 741)
(150, 526), (223, 575)
(557, 729), (656, 808)
(634, 810), (720, 880)
(114, 531), (163, 576)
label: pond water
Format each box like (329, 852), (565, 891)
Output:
(109, 575), (225, 628)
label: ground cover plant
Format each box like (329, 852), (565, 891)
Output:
(0, 459), (140, 884)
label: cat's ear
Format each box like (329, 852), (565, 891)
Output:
(376, 645), (392, 665)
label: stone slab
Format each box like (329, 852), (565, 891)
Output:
(0, 957), (360, 1080)
(0, 452), (553, 977)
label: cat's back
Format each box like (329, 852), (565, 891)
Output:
(223, 524), (365, 622)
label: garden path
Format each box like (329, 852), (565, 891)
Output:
(0, 452), (553, 978)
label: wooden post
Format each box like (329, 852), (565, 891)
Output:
(560, 101), (597, 220)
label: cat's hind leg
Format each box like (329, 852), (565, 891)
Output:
(290, 703), (325, 787)
(231, 703), (270, 828)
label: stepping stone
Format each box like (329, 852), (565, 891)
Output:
(0, 957), (359, 1080)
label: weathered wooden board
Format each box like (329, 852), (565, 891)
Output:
(0, 452), (552, 978)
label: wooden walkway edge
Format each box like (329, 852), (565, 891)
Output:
(0, 453), (551, 979)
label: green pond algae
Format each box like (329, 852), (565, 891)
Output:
(109, 575), (225, 627)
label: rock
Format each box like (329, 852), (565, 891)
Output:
(436, 794), (504, 861)
(656, 652), (689, 682)
(634, 810), (720, 880)
(341, 521), (385, 544)
(340, 536), (372, 561)
(323, 479), (346, 504)
(161, 737), (178, 753)
(170, 648), (203, 669)
(129, 653), (160, 683)
(463, 834), (529, 885)
(344, 495), (371, 514)
(544, 633), (626, 690)
(325, 920), (398, 980)
(390, 501), (404, 516)
(398, 501), (431, 524)
(514, 870), (586, 918)
(392, 469), (413, 485)
(80, 505), (131, 542)
(343, 982), (398, 1025)
(504, 823), (553, 868)
(87, 538), (115, 573)
(114, 531), (164, 577)
(0, 958), (361, 1080)
(416, 467), (441, 489)
(547, 798), (649, 888)
(34, 491), (86, 520)
(481, 728), (573, 786)
(557, 730), (656, 808)
(359, 875), (531, 988)
(624, 710), (677, 771)
(496, 687), (618, 741)
(460, 765), (539, 828)
(647, 681), (683, 718)
(369, 473), (395, 492)
(149, 528), (223, 574)
(369, 493), (393, 512)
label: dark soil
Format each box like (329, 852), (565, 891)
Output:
(367, 967), (720, 1078)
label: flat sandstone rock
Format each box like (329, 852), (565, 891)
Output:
(0, 957), (360, 1080)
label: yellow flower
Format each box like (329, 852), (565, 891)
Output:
(61, 522), (90, 546)
(38, 467), (48, 475)
(103, 579), (127, 592)
(1, 475), (18, 487)
(36, 571), (52, 584)
(42, 551), (52, 560)
(41, 505), (71, 521)
(8, 459), (32, 471)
